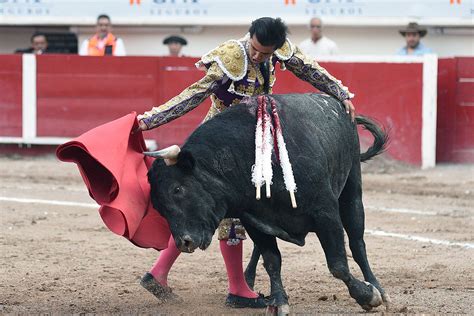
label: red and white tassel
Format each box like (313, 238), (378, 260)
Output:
(271, 99), (297, 208)
(253, 96), (297, 208)
(262, 97), (274, 198)
(252, 96), (264, 200)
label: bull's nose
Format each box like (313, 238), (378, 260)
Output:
(178, 234), (196, 253)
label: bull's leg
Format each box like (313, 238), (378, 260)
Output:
(244, 243), (260, 290)
(315, 213), (383, 311)
(244, 224), (289, 316)
(339, 165), (390, 309)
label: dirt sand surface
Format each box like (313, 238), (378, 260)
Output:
(1, 155), (473, 314)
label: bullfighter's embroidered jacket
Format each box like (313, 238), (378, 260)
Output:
(137, 35), (353, 129)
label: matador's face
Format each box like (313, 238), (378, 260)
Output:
(248, 35), (275, 64)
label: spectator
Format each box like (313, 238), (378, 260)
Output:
(299, 17), (338, 58)
(15, 32), (49, 54)
(163, 35), (187, 57)
(79, 14), (126, 56)
(397, 22), (433, 56)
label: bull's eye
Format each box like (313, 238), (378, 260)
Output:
(173, 187), (181, 194)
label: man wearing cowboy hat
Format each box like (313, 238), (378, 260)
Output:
(397, 22), (433, 56)
(163, 35), (187, 57)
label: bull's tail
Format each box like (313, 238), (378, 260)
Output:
(356, 116), (389, 162)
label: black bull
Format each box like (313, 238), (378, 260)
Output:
(147, 93), (390, 312)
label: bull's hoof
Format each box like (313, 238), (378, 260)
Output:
(360, 282), (383, 311)
(140, 272), (181, 303)
(265, 304), (290, 316)
(225, 293), (266, 308)
(265, 291), (289, 315)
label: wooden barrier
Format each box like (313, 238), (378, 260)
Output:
(2, 54), (471, 166)
(437, 57), (474, 163)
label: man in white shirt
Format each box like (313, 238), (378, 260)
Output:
(299, 17), (338, 58)
(79, 14), (126, 56)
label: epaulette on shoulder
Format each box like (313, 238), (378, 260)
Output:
(274, 38), (294, 61)
(198, 40), (248, 81)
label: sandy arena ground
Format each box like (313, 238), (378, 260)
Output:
(1, 154), (473, 314)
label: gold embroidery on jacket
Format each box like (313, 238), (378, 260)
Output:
(198, 40), (247, 81)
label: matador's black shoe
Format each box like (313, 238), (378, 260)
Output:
(225, 293), (267, 308)
(140, 272), (181, 302)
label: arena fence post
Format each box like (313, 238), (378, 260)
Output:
(421, 54), (438, 169)
(22, 54), (37, 145)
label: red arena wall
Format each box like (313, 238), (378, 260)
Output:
(35, 56), (210, 149)
(437, 57), (474, 163)
(1, 54), (472, 166)
(0, 55), (22, 137)
(273, 62), (424, 164)
(35, 56), (426, 165)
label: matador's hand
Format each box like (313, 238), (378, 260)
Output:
(138, 120), (148, 131)
(132, 119), (148, 134)
(343, 99), (355, 122)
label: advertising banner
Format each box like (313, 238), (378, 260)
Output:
(1, 0), (472, 26)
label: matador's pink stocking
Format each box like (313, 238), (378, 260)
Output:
(149, 235), (181, 286)
(220, 240), (258, 298)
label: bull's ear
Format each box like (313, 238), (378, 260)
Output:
(177, 150), (195, 172)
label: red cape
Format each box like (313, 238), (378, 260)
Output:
(56, 112), (171, 250)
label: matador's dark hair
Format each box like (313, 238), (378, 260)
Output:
(249, 17), (288, 49)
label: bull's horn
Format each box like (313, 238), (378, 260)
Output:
(144, 145), (181, 166)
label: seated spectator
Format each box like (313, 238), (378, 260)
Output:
(79, 14), (126, 56)
(15, 32), (49, 54)
(163, 35), (187, 57)
(397, 22), (433, 56)
(299, 17), (338, 58)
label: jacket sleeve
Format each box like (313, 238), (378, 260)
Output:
(284, 45), (354, 102)
(137, 62), (226, 130)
